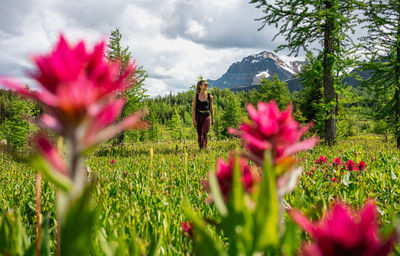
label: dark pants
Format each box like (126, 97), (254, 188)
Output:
(195, 112), (210, 149)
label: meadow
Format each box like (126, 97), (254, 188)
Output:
(1, 135), (399, 255)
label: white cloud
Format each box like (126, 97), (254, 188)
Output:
(0, 0), (295, 96)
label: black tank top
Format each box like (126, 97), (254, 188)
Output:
(196, 93), (210, 112)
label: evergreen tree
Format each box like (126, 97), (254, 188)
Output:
(255, 74), (290, 109)
(0, 89), (39, 150)
(295, 52), (325, 136)
(222, 92), (242, 136)
(107, 27), (148, 144)
(250, 0), (360, 144)
(169, 108), (183, 142)
(360, 0), (400, 147)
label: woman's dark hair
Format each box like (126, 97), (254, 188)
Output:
(196, 80), (205, 93)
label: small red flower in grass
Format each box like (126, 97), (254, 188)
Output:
(110, 159), (115, 164)
(345, 160), (357, 171)
(181, 221), (193, 236)
(315, 156), (327, 164)
(290, 201), (397, 256)
(215, 153), (257, 200)
(228, 101), (318, 165)
(332, 157), (343, 166)
(332, 177), (337, 182)
(356, 161), (366, 171)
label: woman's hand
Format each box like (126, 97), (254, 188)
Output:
(193, 120), (197, 127)
(211, 119), (215, 125)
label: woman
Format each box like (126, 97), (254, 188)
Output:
(192, 80), (214, 150)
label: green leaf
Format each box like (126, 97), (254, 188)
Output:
(0, 210), (31, 256)
(209, 171), (228, 217)
(31, 155), (73, 192)
(60, 185), (97, 256)
(183, 197), (226, 256)
(148, 229), (163, 256)
(252, 151), (279, 251)
(280, 219), (301, 256)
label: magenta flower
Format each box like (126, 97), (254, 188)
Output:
(290, 201), (396, 256)
(357, 161), (366, 171)
(110, 159), (115, 165)
(315, 156), (327, 164)
(345, 160), (357, 171)
(215, 153), (257, 200)
(228, 101), (318, 165)
(0, 35), (147, 150)
(181, 221), (193, 237)
(332, 157), (343, 166)
(332, 177), (337, 182)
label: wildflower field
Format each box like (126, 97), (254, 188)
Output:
(1, 135), (399, 255)
(1, 34), (400, 255)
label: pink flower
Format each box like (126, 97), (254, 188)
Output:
(357, 161), (367, 171)
(332, 157), (343, 166)
(228, 101), (318, 165)
(110, 159), (115, 164)
(332, 177), (337, 182)
(315, 156), (327, 164)
(345, 160), (357, 171)
(290, 201), (396, 256)
(34, 135), (68, 176)
(215, 153), (257, 200)
(181, 221), (193, 236)
(0, 34), (147, 150)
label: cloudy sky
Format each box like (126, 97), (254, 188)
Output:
(0, 0), (296, 97)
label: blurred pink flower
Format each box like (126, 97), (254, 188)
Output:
(110, 159), (115, 164)
(290, 201), (396, 256)
(0, 34), (147, 150)
(181, 221), (193, 236)
(332, 177), (337, 182)
(228, 101), (318, 165)
(35, 135), (68, 176)
(332, 157), (343, 166)
(357, 161), (367, 171)
(345, 160), (357, 171)
(215, 153), (257, 200)
(315, 156), (327, 164)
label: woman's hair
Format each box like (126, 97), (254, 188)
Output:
(196, 80), (205, 93)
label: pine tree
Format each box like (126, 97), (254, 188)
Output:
(169, 108), (183, 142)
(360, 0), (400, 147)
(107, 27), (148, 144)
(222, 92), (242, 136)
(250, 0), (360, 144)
(296, 52), (325, 136)
(255, 74), (290, 109)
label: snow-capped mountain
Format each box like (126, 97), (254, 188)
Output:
(208, 51), (304, 90)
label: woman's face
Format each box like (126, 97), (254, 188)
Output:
(201, 81), (209, 90)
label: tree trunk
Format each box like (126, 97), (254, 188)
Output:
(323, 0), (337, 145)
(396, 21), (400, 148)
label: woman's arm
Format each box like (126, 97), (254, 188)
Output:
(210, 95), (215, 125)
(192, 95), (197, 127)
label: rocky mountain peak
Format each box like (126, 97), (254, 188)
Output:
(208, 51), (304, 89)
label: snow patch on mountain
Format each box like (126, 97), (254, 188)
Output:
(253, 71), (270, 85)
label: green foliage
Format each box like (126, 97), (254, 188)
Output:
(250, 0), (361, 144)
(169, 108), (184, 142)
(221, 92), (242, 136)
(0, 210), (32, 255)
(1, 137), (400, 254)
(0, 90), (39, 150)
(255, 74), (290, 109)
(107, 27), (148, 144)
(359, 0), (400, 146)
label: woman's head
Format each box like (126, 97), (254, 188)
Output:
(196, 80), (209, 93)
